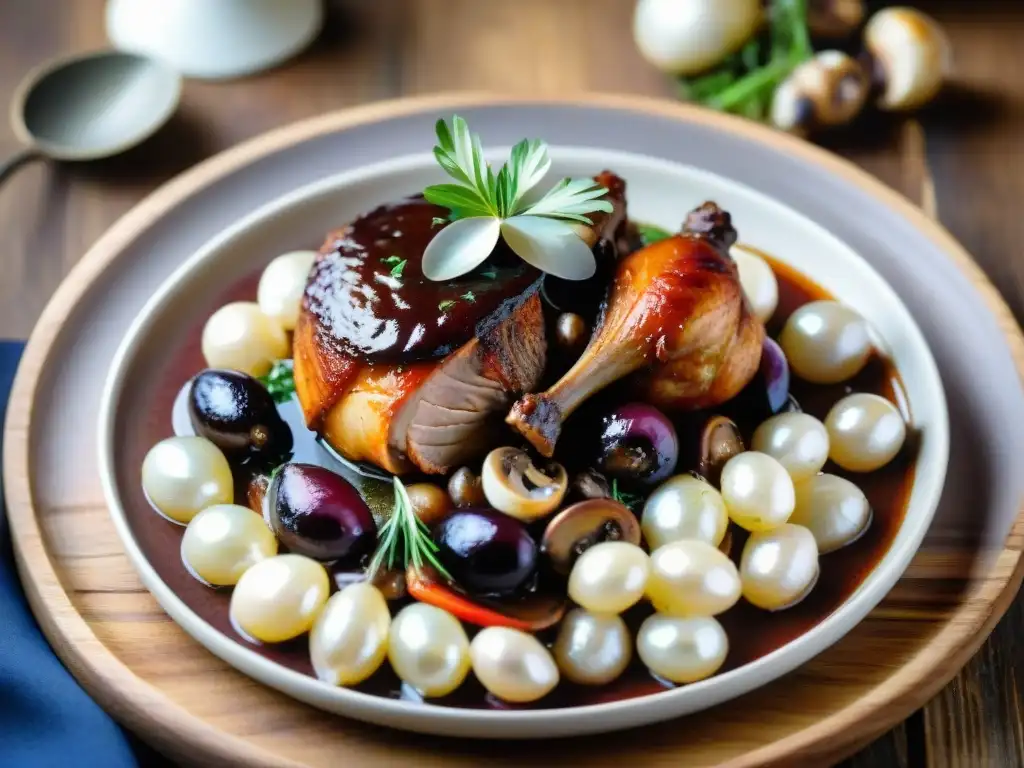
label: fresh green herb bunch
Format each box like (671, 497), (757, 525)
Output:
(679, 0), (813, 121)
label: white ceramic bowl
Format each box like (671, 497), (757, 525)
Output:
(98, 146), (949, 738)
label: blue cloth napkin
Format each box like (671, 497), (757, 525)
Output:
(0, 341), (139, 768)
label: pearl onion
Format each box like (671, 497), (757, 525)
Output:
(825, 393), (907, 472)
(552, 609), (632, 686)
(181, 504), (276, 585)
(641, 474), (728, 550)
(646, 540), (741, 617)
(740, 524), (819, 611)
(732, 246), (778, 324)
(257, 251), (317, 331)
(633, 0), (761, 76)
(388, 603), (470, 697)
(751, 413), (830, 481)
(470, 627), (559, 703)
(201, 302), (289, 377)
(720, 452), (795, 532)
(790, 474), (872, 553)
(779, 301), (873, 384)
(142, 436), (233, 524)
(637, 614), (728, 684)
(310, 583), (391, 686)
(230, 554), (330, 643)
(568, 542), (650, 615)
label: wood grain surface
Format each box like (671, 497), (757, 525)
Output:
(0, 1), (1021, 766)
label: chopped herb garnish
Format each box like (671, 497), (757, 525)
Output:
(461, 291), (476, 302)
(637, 223), (673, 247)
(431, 217), (447, 228)
(390, 259), (407, 278)
(381, 255), (403, 266)
(438, 299), (456, 312)
(368, 478), (452, 581)
(611, 478), (645, 514)
(479, 268), (498, 280)
(258, 359), (296, 404)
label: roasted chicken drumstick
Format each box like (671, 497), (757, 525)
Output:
(506, 202), (764, 457)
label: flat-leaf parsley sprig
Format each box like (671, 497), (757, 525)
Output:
(367, 477), (452, 581)
(421, 116), (613, 282)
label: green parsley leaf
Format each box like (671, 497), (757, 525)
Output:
(611, 478), (645, 514)
(381, 255), (402, 266)
(390, 259), (407, 278)
(258, 359), (295, 404)
(461, 291), (476, 302)
(438, 299), (456, 312)
(636, 223), (673, 246)
(431, 217), (447, 228)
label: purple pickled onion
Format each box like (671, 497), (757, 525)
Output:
(761, 337), (791, 414)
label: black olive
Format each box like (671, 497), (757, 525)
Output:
(188, 369), (293, 461)
(434, 509), (538, 597)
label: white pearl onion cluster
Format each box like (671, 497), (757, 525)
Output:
(201, 251), (315, 376)
(780, 300), (873, 384)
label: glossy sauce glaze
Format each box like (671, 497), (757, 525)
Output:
(123, 244), (915, 710)
(306, 197), (539, 362)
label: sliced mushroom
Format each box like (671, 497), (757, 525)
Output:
(541, 499), (641, 576)
(698, 415), (745, 486)
(481, 447), (568, 522)
(406, 566), (567, 632)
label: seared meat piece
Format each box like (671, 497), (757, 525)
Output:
(294, 173), (627, 475)
(507, 201), (764, 457)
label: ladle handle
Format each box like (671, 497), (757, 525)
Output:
(0, 147), (43, 186)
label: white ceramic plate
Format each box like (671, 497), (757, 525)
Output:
(97, 144), (949, 738)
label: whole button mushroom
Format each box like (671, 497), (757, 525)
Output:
(863, 7), (951, 111)
(541, 499), (642, 576)
(771, 51), (870, 135)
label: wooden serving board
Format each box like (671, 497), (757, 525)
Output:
(4, 96), (1024, 768)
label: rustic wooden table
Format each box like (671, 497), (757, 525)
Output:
(0, 1), (1020, 766)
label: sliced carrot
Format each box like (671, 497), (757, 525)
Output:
(406, 568), (540, 631)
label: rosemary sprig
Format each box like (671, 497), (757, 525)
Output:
(611, 478), (645, 514)
(367, 478), (452, 581)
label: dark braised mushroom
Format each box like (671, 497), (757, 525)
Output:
(541, 499), (641, 576)
(808, 0), (864, 40)
(698, 415), (744, 486)
(448, 466), (486, 508)
(406, 566), (566, 631)
(555, 312), (589, 351)
(405, 482), (452, 525)
(570, 468), (612, 502)
(481, 447), (568, 522)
